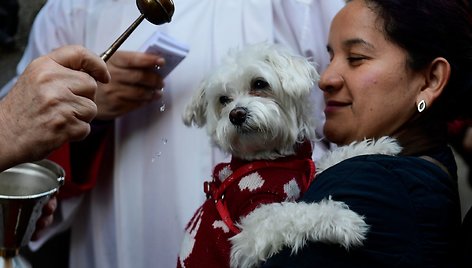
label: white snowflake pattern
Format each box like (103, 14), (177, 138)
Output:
(283, 179), (300, 201)
(238, 172), (265, 192)
(179, 207), (204, 267)
(212, 220), (230, 233)
(218, 165), (233, 181)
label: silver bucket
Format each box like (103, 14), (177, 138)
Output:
(0, 160), (64, 268)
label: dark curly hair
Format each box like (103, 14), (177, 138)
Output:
(347, 0), (472, 121)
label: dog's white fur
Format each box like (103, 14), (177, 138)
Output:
(182, 43), (402, 268)
(183, 43), (319, 160)
(230, 199), (368, 268)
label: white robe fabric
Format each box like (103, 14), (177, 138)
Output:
(0, 0), (344, 267)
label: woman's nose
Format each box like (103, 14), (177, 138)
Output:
(318, 65), (343, 93)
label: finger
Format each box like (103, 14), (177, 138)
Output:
(111, 67), (165, 89)
(71, 95), (98, 123)
(109, 50), (165, 69)
(66, 119), (92, 141)
(56, 69), (100, 100)
(43, 196), (58, 214)
(42, 109), (93, 142)
(31, 197), (58, 241)
(49, 45), (111, 83)
(113, 84), (163, 103)
(31, 215), (54, 241)
(132, 87), (163, 102)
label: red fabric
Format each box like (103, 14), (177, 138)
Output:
(47, 124), (112, 199)
(177, 142), (315, 268)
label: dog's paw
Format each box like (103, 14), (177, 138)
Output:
(229, 199), (369, 268)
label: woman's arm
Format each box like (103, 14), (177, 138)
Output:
(262, 155), (460, 267)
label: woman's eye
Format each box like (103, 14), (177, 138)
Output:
(219, 96), (231, 105)
(252, 79), (270, 90)
(347, 55), (367, 64)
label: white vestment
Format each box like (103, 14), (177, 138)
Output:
(0, 0), (344, 267)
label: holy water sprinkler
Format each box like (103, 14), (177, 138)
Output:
(100, 0), (175, 62)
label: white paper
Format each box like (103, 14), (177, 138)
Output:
(139, 32), (190, 78)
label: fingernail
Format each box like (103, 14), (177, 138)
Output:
(153, 89), (163, 99)
(157, 58), (166, 66)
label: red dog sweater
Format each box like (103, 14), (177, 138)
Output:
(178, 142), (315, 268)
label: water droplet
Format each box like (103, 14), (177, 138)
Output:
(151, 152), (162, 163)
(162, 138), (168, 144)
(160, 103), (166, 112)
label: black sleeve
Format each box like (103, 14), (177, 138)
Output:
(262, 155), (460, 268)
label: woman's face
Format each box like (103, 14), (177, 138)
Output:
(320, 0), (423, 145)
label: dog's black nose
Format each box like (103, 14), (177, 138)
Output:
(229, 107), (248, 125)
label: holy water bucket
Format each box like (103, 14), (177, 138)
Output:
(0, 160), (64, 268)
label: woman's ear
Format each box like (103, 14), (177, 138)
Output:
(417, 57), (451, 107)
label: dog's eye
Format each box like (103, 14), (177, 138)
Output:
(252, 79), (270, 90)
(219, 96), (232, 106)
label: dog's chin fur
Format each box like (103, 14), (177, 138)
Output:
(182, 43), (320, 160)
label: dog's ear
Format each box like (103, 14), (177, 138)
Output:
(291, 57), (319, 91)
(265, 46), (319, 98)
(280, 56), (319, 98)
(182, 82), (208, 127)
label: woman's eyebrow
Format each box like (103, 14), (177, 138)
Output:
(326, 38), (375, 54)
(343, 38), (375, 51)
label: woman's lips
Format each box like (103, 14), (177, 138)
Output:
(324, 100), (350, 113)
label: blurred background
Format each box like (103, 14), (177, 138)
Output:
(0, 0), (46, 86)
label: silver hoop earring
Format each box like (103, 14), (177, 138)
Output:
(417, 100), (426, 113)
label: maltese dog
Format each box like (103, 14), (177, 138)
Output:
(178, 43), (380, 268)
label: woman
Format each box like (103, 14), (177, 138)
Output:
(0, 0), (344, 267)
(262, 0), (472, 267)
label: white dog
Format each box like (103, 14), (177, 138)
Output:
(183, 43), (318, 161)
(178, 43), (399, 268)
